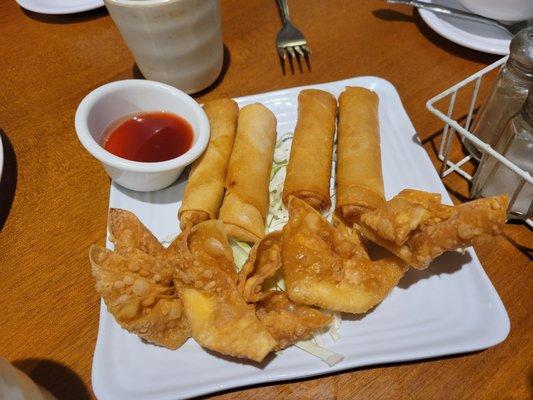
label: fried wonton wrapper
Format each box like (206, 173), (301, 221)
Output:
(282, 196), (408, 314)
(357, 190), (508, 269)
(237, 231), (283, 303)
(237, 232), (332, 349)
(256, 292), (332, 350)
(108, 208), (166, 257)
(90, 245), (190, 349)
(174, 220), (276, 362)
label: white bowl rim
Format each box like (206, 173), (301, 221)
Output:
(75, 79), (209, 173)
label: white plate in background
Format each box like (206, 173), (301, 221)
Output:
(92, 76), (510, 400)
(16, 0), (104, 15)
(418, 0), (511, 55)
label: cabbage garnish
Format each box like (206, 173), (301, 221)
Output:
(230, 239), (252, 272)
(296, 341), (344, 366)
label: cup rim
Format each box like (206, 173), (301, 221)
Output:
(75, 79), (209, 173)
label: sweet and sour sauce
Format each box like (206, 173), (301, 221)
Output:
(102, 112), (193, 163)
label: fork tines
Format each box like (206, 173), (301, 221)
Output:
(277, 44), (311, 73)
(277, 44), (311, 60)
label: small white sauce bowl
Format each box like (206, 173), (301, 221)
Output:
(75, 80), (209, 192)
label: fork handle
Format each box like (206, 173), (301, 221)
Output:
(386, 0), (507, 32)
(276, 0), (291, 24)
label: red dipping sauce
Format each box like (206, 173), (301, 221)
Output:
(102, 112), (193, 162)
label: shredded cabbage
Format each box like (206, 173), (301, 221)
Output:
(328, 312), (343, 342)
(230, 239), (252, 272)
(267, 132), (292, 232)
(296, 341), (344, 366)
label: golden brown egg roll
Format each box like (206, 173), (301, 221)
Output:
(282, 89), (337, 210)
(178, 99), (239, 231)
(335, 87), (384, 225)
(219, 103), (277, 242)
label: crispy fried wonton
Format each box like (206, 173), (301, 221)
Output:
(108, 208), (166, 257)
(174, 220), (277, 362)
(256, 292), (333, 350)
(237, 233), (332, 349)
(282, 197), (408, 314)
(90, 245), (190, 349)
(357, 190), (508, 269)
(237, 231), (283, 303)
(91, 209), (189, 349)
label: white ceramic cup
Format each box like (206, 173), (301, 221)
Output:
(75, 80), (209, 192)
(458, 0), (533, 22)
(104, 0), (223, 94)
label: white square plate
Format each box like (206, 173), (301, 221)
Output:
(92, 77), (509, 400)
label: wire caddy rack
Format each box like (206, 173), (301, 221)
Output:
(426, 56), (532, 228)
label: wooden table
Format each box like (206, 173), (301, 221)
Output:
(1, 1), (531, 399)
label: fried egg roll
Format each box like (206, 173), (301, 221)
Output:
(282, 89), (337, 210)
(219, 103), (277, 242)
(335, 87), (384, 225)
(178, 99), (239, 230)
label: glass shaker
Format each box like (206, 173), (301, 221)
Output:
(471, 90), (533, 220)
(464, 28), (533, 161)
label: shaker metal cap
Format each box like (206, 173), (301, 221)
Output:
(510, 27), (533, 72)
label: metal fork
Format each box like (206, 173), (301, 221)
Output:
(275, 0), (310, 65)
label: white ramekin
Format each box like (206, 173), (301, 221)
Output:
(75, 79), (209, 192)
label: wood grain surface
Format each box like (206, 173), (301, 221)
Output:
(0, 1), (531, 399)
